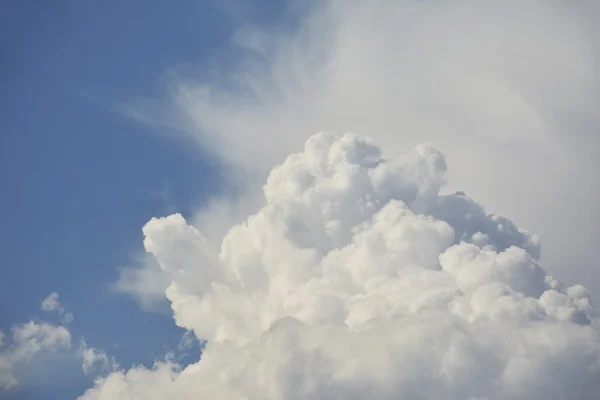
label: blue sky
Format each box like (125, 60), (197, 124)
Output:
(0, 1), (284, 398)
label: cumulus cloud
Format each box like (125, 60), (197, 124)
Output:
(177, 330), (196, 353)
(0, 322), (71, 391)
(1, 295), (111, 393)
(123, 0), (600, 298)
(81, 132), (600, 399)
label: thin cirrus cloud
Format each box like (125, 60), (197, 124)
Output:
(112, 253), (171, 314)
(82, 132), (599, 399)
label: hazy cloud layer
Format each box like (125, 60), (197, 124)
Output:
(83, 133), (600, 399)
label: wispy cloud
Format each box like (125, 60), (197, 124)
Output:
(1, 294), (114, 393)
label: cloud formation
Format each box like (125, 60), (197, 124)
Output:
(126, 0), (600, 297)
(41, 292), (74, 324)
(0, 322), (71, 391)
(82, 132), (600, 399)
(112, 254), (171, 313)
(0, 293), (110, 393)
(79, 339), (115, 376)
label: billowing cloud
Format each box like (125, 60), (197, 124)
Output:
(124, 0), (600, 297)
(81, 133), (600, 399)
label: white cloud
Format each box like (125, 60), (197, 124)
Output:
(81, 132), (600, 399)
(122, 0), (600, 298)
(177, 331), (196, 353)
(41, 292), (74, 324)
(78, 339), (117, 376)
(112, 253), (171, 313)
(1, 297), (111, 393)
(103, 1), (600, 397)
(0, 322), (71, 391)
(62, 312), (75, 325)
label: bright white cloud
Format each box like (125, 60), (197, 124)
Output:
(177, 331), (196, 352)
(124, 0), (600, 298)
(82, 132), (600, 399)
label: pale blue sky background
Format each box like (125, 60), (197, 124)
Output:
(0, 1), (286, 398)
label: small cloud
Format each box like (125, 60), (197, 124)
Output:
(78, 339), (117, 376)
(61, 312), (74, 325)
(112, 253), (171, 314)
(40, 292), (62, 314)
(0, 321), (71, 391)
(177, 331), (195, 352)
(41, 292), (74, 325)
(0, 310), (116, 394)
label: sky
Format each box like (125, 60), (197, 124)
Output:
(1, 1), (599, 399)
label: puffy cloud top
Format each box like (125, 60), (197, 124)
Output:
(81, 133), (599, 399)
